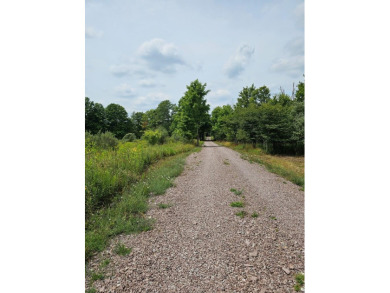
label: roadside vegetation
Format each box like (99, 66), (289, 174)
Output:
(85, 78), (304, 257)
(219, 141), (304, 188)
(85, 131), (199, 260)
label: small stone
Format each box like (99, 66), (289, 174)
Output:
(282, 267), (290, 275)
(245, 239), (251, 246)
(249, 276), (258, 282)
(249, 251), (258, 257)
(260, 288), (266, 293)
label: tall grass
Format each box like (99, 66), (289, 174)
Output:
(85, 137), (198, 260)
(218, 141), (304, 188)
(85, 140), (195, 218)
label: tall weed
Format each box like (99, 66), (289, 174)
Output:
(85, 140), (194, 219)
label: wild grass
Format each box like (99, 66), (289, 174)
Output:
(235, 211), (247, 218)
(230, 188), (243, 196)
(85, 147), (199, 260)
(85, 140), (195, 218)
(294, 273), (305, 291)
(158, 203), (172, 209)
(230, 201), (244, 208)
(114, 243), (132, 256)
(251, 212), (259, 218)
(217, 142), (304, 188)
(91, 272), (104, 281)
(100, 259), (110, 268)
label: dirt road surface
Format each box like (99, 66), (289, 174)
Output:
(88, 141), (304, 292)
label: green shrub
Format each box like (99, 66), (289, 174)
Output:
(171, 129), (191, 143)
(85, 131), (118, 150)
(142, 130), (159, 145)
(122, 133), (136, 142)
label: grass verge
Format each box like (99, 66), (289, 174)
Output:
(85, 148), (199, 261)
(217, 141), (304, 188)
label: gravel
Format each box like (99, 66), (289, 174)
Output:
(87, 141), (304, 292)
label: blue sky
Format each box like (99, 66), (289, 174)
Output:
(86, 0), (304, 113)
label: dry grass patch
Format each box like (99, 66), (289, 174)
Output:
(217, 142), (304, 188)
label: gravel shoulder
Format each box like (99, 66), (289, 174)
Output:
(88, 141), (304, 292)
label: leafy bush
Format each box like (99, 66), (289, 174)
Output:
(171, 129), (191, 143)
(142, 130), (160, 145)
(122, 133), (136, 142)
(85, 131), (118, 150)
(142, 127), (169, 145)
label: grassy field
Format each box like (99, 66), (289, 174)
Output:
(85, 140), (198, 260)
(217, 141), (304, 188)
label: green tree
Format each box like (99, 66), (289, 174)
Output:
(154, 100), (176, 133)
(235, 84), (271, 108)
(105, 103), (133, 139)
(85, 97), (106, 134)
(295, 81), (305, 102)
(211, 105), (233, 140)
(144, 109), (157, 130)
(258, 103), (293, 153)
(130, 112), (145, 138)
(173, 79), (210, 145)
(257, 86), (271, 105)
(236, 105), (261, 147)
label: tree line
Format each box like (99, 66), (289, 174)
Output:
(86, 79), (304, 154)
(211, 82), (304, 154)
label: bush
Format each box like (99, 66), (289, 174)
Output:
(122, 133), (136, 142)
(142, 130), (159, 145)
(142, 127), (169, 145)
(171, 129), (191, 143)
(85, 131), (118, 150)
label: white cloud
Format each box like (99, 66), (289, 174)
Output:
(114, 83), (136, 97)
(85, 26), (103, 38)
(137, 38), (185, 73)
(285, 36), (304, 56)
(109, 61), (152, 78)
(209, 89), (230, 98)
(270, 36), (304, 78)
(131, 92), (171, 111)
(208, 89), (232, 110)
(224, 44), (255, 78)
(109, 64), (131, 77)
(138, 79), (157, 88)
(270, 55), (304, 77)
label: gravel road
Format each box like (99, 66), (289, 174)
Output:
(88, 141), (304, 292)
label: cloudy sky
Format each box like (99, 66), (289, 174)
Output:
(86, 0), (304, 113)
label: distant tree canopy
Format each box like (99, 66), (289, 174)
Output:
(85, 79), (304, 154)
(210, 81), (305, 154)
(85, 97), (106, 134)
(172, 79), (210, 146)
(105, 103), (133, 139)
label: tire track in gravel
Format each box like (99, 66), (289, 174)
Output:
(88, 141), (304, 293)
